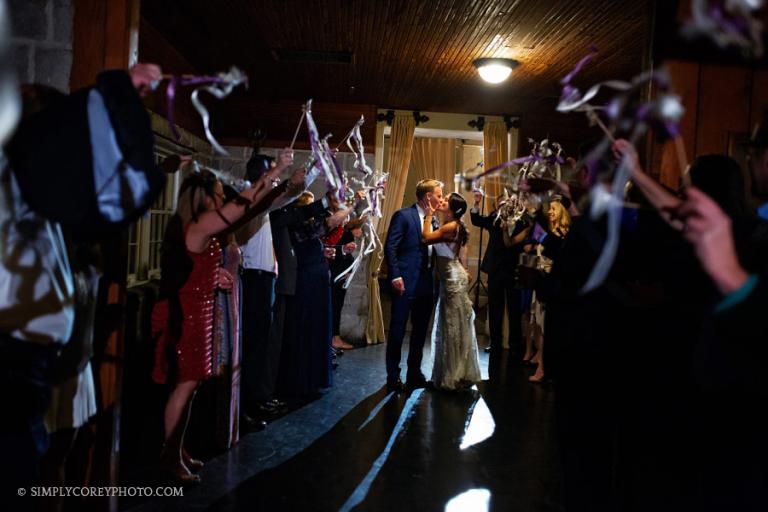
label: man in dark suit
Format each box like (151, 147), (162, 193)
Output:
(384, 179), (443, 392)
(470, 191), (526, 357)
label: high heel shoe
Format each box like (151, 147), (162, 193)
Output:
(182, 448), (204, 472)
(160, 446), (201, 484)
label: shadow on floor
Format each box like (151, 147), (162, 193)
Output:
(207, 350), (563, 512)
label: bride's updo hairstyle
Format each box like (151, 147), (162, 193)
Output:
(447, 192), (469, 247)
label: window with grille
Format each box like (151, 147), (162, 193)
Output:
(126, 136), (189, 287)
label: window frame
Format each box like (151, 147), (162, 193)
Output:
(126, 135), (192, 287)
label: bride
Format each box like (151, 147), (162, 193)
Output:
(421, 192), (481, 390)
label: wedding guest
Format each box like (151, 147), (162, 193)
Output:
(470, 191), (527, 356)
(151, 167), (293, 483)
(614, 138), (768, 509)
(525, 200), (570, 383)
(236, 149), (296, 425)
(271, 191), (350, 402)
(324, 217), (364, 350)
(39, 242), (100, 512)
(0, 63), (162, 495)
(747, 111), (768, 220)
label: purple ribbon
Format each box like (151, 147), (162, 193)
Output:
(467, 154), (564, 185)
(166, 75), (225, 140)
(561, 46), (598, 86)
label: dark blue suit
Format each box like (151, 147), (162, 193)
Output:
(384, 204), (435, 383)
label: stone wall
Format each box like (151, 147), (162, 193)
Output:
(9, 0), (72, 91)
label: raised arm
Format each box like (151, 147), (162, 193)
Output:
(503, 220), (532, 248)
(469, 190), (493, 229)
(422, 215), (458, 245)
(613, 139), (684, 230)
(270, 196), (329, 229)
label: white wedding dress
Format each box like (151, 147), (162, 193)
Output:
(430, 241), (482, 390)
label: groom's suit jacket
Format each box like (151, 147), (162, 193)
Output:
(384, 204), (435, 297)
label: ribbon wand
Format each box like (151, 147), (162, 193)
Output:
(586, 110), (617, 143)
(335, 115), (364, 152)
(675, 136), (691, 187)
(290, 101), (309, 150)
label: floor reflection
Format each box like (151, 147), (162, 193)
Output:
(200, 347), (562, 512)
(459, 396), (495, 450)
(445, 488), (491, 512)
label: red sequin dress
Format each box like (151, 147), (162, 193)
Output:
(174, 236), (221, 382)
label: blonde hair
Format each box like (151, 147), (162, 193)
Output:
(295, 191), (314, 206)
(415, 179), (443, 199)
(549, 200), (571, 236)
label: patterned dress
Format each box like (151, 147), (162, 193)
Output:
(173, 236), (221, 382)
(430, 241), (481, 390)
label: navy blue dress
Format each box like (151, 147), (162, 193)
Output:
(276, 218), (333, 399)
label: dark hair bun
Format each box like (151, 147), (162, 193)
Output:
(448, 192), (467, 218)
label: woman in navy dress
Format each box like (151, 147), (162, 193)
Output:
(277, 192), (335, 401)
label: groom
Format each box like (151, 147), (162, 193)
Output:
(384, 179), (443, 392)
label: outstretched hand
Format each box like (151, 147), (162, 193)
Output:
(391, 278), (406, 296)
(129, 63), (162, 98)
(217, 267), (235, 290)
(676, 187), (748, 294)
(612, 139), (641, 176)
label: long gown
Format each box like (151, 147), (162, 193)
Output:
(213, 240), (242, 449)
(430, 241), (481, 390)
(276, 217), (333, 400)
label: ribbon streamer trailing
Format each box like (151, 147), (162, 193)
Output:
(189, 160), (252, 192)
(345, 116), (373, 177)
(164, 66), (248, 156)
(303, 99), (347, 202)
(681, 0), (764, 58)
(556, 49), (684, 293)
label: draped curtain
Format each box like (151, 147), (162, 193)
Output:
(366, 112), (416, 344)
(482, 120), (510, 210)
(410, 137), (456, 190)
(376, 113), (417, 237)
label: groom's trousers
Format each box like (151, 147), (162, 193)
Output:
(386, 271), (434, 382)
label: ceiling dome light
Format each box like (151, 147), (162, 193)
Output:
(473, 58), (519, 84)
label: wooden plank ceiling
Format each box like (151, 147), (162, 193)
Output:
(141, 0), (651, 147)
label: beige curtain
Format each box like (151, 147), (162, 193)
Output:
(376, 113), (417, 238)
(365, 237), (386, 345)
(366, 112), (416, 344)
(482, 120), (510, 210)
(410, 137), (456, 189)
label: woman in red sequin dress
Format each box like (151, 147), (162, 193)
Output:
(153, 159), (303, 483)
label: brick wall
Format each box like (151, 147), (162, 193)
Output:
(9, 0), (72, 91)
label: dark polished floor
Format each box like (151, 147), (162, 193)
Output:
(130, 343), (563, 512)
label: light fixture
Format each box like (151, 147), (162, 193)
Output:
(473, 58), (519, 84)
